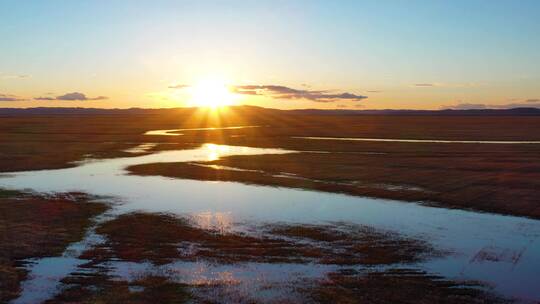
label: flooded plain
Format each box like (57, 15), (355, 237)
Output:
(1, 136), (540, 302)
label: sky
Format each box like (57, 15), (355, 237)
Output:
(1, 0), (539, 110)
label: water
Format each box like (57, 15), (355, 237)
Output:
(144, 125), (260, 136)
(1, 142), (539, 302)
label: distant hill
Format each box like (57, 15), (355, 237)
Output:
(1, 106), (540, 116)
(0, 107), (190, 116)
(287, 107), (540, 116)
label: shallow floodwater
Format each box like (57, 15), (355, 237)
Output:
(1, 142), (540, 302)
(144, 125), (260, 136)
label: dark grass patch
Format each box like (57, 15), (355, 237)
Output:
(0, 189), (22, 199)
(306, 268), (512, 304)
(90, 213), (322, 265)
(46, 272), (191, 304)
(268, 224), (437, 265)
(0, 264), (26, 303)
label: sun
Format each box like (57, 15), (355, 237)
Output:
(189, 78), (236, 108)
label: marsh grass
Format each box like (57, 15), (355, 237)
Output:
(46, 273), (191, 304)
(87, 213), (435, 266)
(306, 269), (511, 304)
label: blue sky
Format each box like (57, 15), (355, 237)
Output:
(1, 0), (539, 109)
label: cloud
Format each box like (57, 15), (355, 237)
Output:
(1, 74), (30, 80)
(168, 84), (190, 89)
(0, 93), (25, 101)
(231, 85), (367, 103)
(413, 82), (482, 88)
(35, 92), (108, 101)
(57, 92), (90, 100)
(366, 90), (382, 93)
(526, 99), (540, 103)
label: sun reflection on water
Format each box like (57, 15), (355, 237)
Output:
(205, 143), (231, 161)
(192, 211), (234, 233)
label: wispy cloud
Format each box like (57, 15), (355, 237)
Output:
(0, 93), (26, 101)
(168, 84), (190, 89)
(0, 74), (30, 80)
(34, 92), (108, 101)
(413, 82), (481, 88)
(231, 85), (367, 103)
